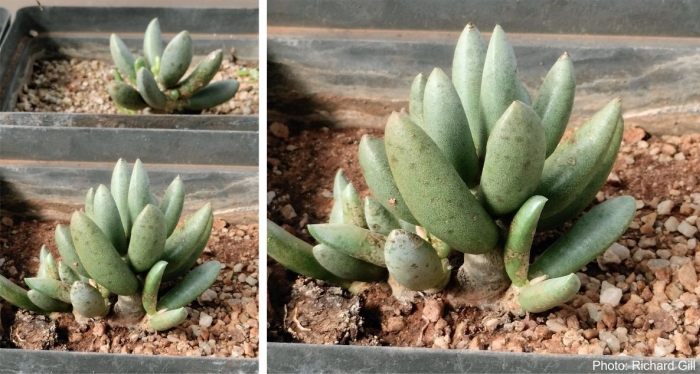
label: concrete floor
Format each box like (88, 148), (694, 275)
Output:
(3, 0), (258, 15)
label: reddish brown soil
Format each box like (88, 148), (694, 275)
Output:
(267, 122), (700, 358)
(0, 217), (259, 357)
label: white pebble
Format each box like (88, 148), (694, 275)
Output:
(609, 242), (630, 261)
(599, 330), (620, 352)
(600, 283), (623, 306)
(635, 200), (645, 210)
(674, 152), (686, 161)
(266, 191), (276, 204)
(585, 303), (603, 322)
(687, 238), (697, 250)
(199, 312), (213, 327)
(653, 337), (675, 357)
(677, 221), (698, 238)
(233, 263), (244, 272)
(664, 217), (680, 232)
(657, 200), (674, 215)
(199, 288), (217, 302)
(245, 276), (258, 286)
(545, 319), (567, 333)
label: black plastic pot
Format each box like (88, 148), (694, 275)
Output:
(268, 0), (700, 134)
(0, 6), (258, 121)
(1, 348), (257, 374)
(0, 6), (259, 224)
(268, 343), (697, 374)
(0, 8), (9, 46)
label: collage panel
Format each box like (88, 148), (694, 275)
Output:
(0, 2), (259, 373)
(266, 0), (700, 373)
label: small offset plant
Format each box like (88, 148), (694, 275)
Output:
(0, 159), (219, 331)
(268, 24), (636, 314)
(108, 18), (239, 113)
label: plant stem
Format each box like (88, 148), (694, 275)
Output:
(113, 293), (146, 322)
(447, 247), (511, 308)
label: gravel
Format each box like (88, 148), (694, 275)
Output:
(15, 50), (259, 115)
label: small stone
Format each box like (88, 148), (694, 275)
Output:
(678, 262), (697, 291)
(664, 217), (680, 232)
(545, 319), (567, 333)
(280, 204), (297, 219)
(423, 299), (443, 323)
(647, 259), (670, 272)
(269, 122), (289, 138)
(199, 289), (217, 302)
(672, 333), (692, 356)
(599, 330), (620, 353)
(385, 316), (405, 332)
(657, 200), (674, 215)
(638, 237), (657, 249)
(1, 217), (13, 227)
(585, 303), (603, 322)
(677, 221), (698, 238)
(483, 318), (499, 332)
(600, 283), (623, 306)
(661, 144), (677, 155)
(653, 337), (675, 357)
(199, 312), (213, 327)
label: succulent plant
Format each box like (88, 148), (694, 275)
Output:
(108, 18), (239, 113)
(268, 24), (636, 314)
(0, 159), (219, 331)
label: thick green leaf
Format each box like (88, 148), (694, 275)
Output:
(384, 230), (450, 291)
(533, 53), (576, 158)
(537, 116), (624, 231)
(107, 81), (148, 110)
(504, 196), (547, 286)
(27, 290), (71, 312)
(157, 261), (220, 311)
(55, 225), (88, 277)
(384, 112), (498, 254)
(529, 196), (635, 279)
(70, 211), (139, 295)
(535, 98), (621, 218)
(93, 184), (128, 255)
(267, 220), (352, 287)
(127, 204), (167, 273)
(142, 260), (167, 315)
(177, 49), (223, 98)
(480, 25), (519, 136)
(70, 281), (109, 318)
(422, 68), (479, 187)
(312, 244), (386, 282)
(341, 183), (366, 228)
(110, 34), (136, 83)
(150, 307), (188, 331)
(128, 159), (152, 224)
(111, 159), (132, 237)
(452, 23), (488, 158)
(185, 80), (239, 110)
(481, 101), (545, 216)
(358, 135), (418, 224)
(143, 18), (163, 68)
(159, 176), (185, 237)
(0, 275), (44, 313)
(137, 67), (167, 110)
(308, 223), (387, 267)
(408, 73), (426, 124)
(364, 196), (400, 235)
(159, 30), (193, 87)
(519, 273), (580, 313)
